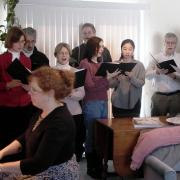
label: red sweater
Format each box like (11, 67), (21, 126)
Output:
(79, 58), (109, 102)
(0, 51), (31, 107)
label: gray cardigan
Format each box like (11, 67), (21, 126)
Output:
(109, 60), (145, 109)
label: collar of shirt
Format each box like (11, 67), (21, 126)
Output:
(55, 63), (71, 70)
(22, 48), (33, 57)
(8, 50), (20, 61)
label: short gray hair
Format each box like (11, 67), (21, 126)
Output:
(23, 27), (36, 39)
(54, 42), (71, 57)
(165, 32), (178, 42)
(81, 23), (96, 33)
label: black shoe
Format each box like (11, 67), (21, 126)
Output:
(87, 168), (102, 179)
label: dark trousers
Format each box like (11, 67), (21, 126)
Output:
(112, 100), (141, 118)
(151, 91), (180, 116)
(73, 114), (86, 161)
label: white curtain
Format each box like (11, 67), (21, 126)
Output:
(15, 0), (150, 116)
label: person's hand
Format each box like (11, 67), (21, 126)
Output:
(155, 67), (168, 75)
(117, 74), (128, 81)
(21, 84), (30, 91)
(124, 71), (133, 79)
(106, 69), (121, 80)
(0, 151), (4, 160)
(6, 79), (22, 90)
(167, 72), (176, 79)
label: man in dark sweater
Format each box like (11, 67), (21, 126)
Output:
(71, 23), (112, 67)
(23, 27), (49, 70)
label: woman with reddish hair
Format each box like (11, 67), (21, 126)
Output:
(0, 26), (36, 150)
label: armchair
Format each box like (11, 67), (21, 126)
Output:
(144, 144), (180, 180)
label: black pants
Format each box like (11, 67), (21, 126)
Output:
(112, 100), (141, 118)
(73, 114), (86, 161)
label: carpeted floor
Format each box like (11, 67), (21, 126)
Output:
(79, 157), (144, 180)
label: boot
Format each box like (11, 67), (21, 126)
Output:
(86, 152), (102, 179)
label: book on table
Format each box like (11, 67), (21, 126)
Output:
(6, 58), (31, 84)
(95, 62), (137, 76)
(74, 68), (87, 88)
(133, 117), (165, 128)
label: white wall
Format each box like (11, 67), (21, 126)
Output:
(149, 0), (180, 53)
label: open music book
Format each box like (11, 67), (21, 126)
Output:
(95, 62), (136, 76)
(7, 58), (31, 84)
(150, 53), (177, 74)
(74, 68), (87, 88)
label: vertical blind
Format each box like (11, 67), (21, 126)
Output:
(15, 1), (149, 66)
(15, 0), (150, 116)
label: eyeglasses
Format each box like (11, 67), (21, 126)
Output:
(26, 40), (36, 44)
(58, 52), (69, 56)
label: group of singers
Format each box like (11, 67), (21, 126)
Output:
(0, 22), (179, 179)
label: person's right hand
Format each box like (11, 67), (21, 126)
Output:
(6, 79), (22, 90)
(0, 151), (3, 160)
(106, 69), (121, 80)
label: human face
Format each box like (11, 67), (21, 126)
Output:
(56, 47), (70, 65)
(28, 79), (47, 109)
(121, 43), (134, 61)
(10, 35), (25, 52)
(24, 34), (36, 51)
(164, 37), (177, 56)
(97, 41), (104, 57)
(82, 26), (95, 42)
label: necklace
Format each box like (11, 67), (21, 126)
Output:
(32, 115), (44, 132)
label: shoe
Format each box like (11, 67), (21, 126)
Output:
(87, 168), (102, 179)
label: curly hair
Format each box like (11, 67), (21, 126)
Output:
(28, 67), (75, 100)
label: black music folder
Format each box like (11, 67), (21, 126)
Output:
(7, 58), (31, 84)
(95, 62), (136, 76)
(74, 69), (87, 88)
(158, 59), (177, 74)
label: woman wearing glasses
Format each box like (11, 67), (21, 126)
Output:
(0, 67), (79, 179)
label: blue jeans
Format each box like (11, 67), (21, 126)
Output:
(83, 100), (108, 153)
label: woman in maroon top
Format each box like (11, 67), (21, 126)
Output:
(0, 27), (36, 150)
(79, 36), (109, 179)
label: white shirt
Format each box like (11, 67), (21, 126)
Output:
(8, 50), (20, 61)
(54, 63), (85, 115)
(146, 52), (180, 93)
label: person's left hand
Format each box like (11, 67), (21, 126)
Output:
(125, 71), (133, 79)
(21, 84), (30, 91)
(167, 72), (176, 79)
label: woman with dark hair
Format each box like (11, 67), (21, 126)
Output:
(108, 39), (145, 117)
(0, 67), (79, 179)
(79, 36), (109, 179)
(0, 26), (36, 150)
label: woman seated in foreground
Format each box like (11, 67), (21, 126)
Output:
(0, 67), (79, 180)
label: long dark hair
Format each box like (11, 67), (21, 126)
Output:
(84, 36), (103, 62)
(119, 39), (135, 60)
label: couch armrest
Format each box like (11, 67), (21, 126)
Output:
(144, 155), (177, 180)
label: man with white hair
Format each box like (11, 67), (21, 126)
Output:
(23, 27), (49, 70)
(146, 32), (180, 116)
